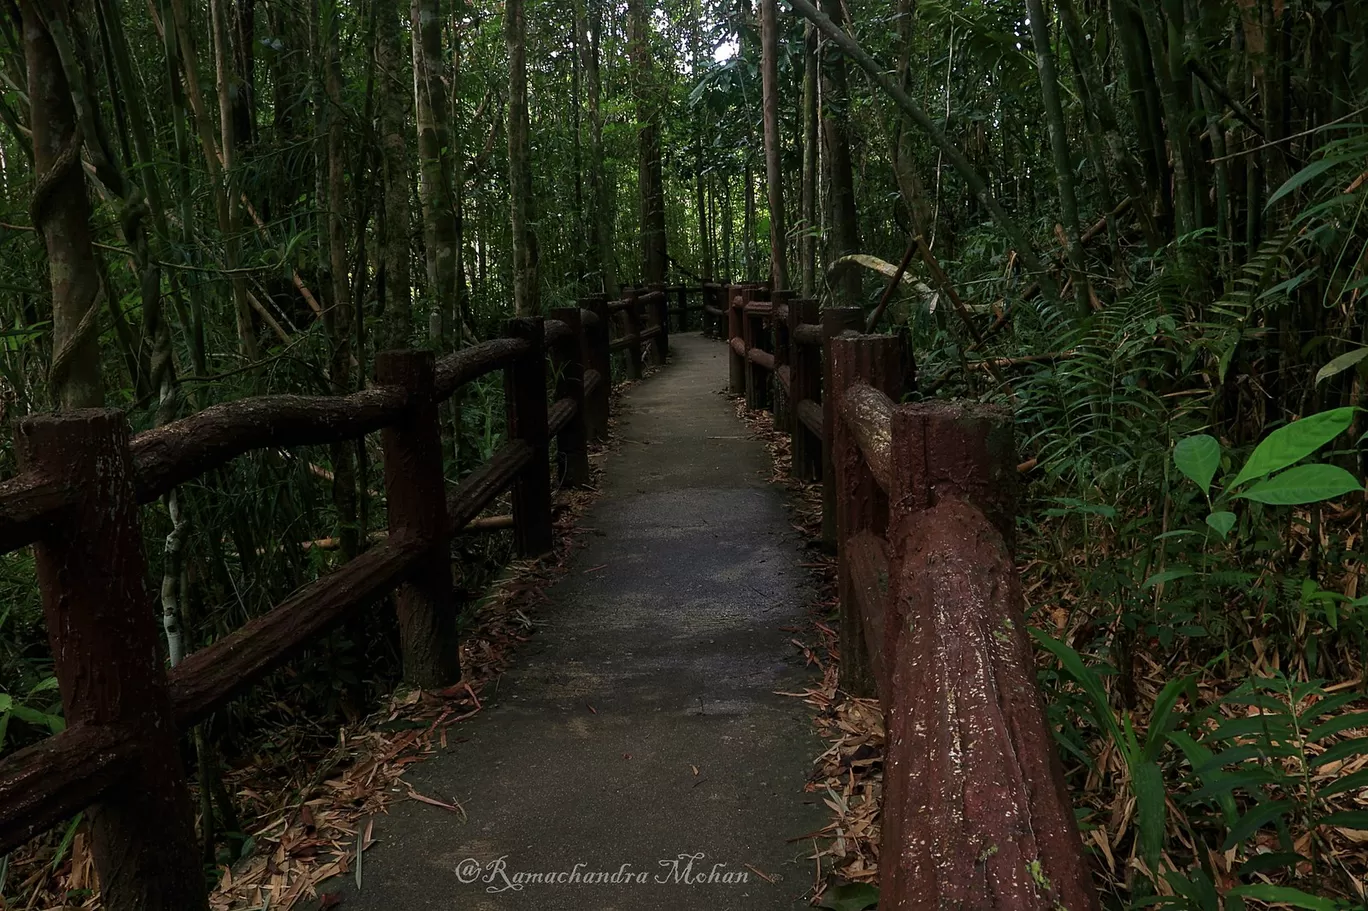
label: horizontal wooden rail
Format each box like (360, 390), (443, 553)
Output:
(0, 724), (137, 856)
(131, 387), (409, 504)
(839, 383), (894, 493)
(435, 337), (530, 400)
(795, 398), (823, 441)
(747, 347), (775, 371)
(169, 534), (428, 727)
(447, 440), (533, 532)
(0, 474), (75, 556)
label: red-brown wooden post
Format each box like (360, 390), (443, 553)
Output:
(580, 295), (611, 442)
(819, 307), (864, 548)
(650, 282), (669, 364)
(772, 289), (795, 431)
(676, 285), (688, 331)
(742, 287), (771, 411)
(376, 350), (462, 688)
(829, 333), (903, 698)
(622, 286), (644, 380)
(790, 298), (822, 481)
(878, 403), (1098, 911)
(16, 411), (206, 911)
(506, 318), (554, 556)
(727, 285), (746, 394)
(551, 307), (591, 487)
(703, 283), (721, 339)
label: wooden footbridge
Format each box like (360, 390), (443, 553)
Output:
(0, 284), (1097, 910)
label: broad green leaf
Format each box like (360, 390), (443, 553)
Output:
(1230, 408), (1356, 489)
(1133, 758), (1167, 871)
(817, 882), (879, 911)
(1316, 766), (1368, 799)
(1174, 435), (1221, 495)
(0, 693), (10, 713)
(1224, 799), (1294, 850)
(1234, 464), (1362, 505)
(1205, 511), (1236, 539)
(1227, 884), (1340, 911)
(1316, 347), (1368, 385)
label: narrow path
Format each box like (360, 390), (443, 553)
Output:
(331, 333), (824, 910)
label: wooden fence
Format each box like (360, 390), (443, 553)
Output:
(0, 286), (705, 911)
(719, 285), (1100, 910)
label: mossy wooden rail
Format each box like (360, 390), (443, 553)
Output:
(0, 286), (709, 911)
(718, 289), (1100, 910)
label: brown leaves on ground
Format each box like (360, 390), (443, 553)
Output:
(732, 398), (884, 904)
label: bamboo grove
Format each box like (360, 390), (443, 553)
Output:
(3, 0), (1368, 905)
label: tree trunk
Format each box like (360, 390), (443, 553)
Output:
(23, 0), (103, 407)
(1025, 0), (1089, 311)
(211, 0), (259, 358)
(816, 0), (860, 304)
(760, 0), (789, 291)
(800, 21), (818, 298)
(586, 0), (615, 295)
(378, 0), (412, 348)
(412, 0), (459, 342)
(628, 0), (666, 284)
(324, 0), (357, 557)
(507, 0), (537, 315)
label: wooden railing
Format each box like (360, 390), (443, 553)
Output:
(718, 287), (1100, 910)
(0, 286), (701, 911)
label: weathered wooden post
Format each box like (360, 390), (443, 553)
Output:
(829, 333), (902, 697)
(622, 287), (644, 380)
(581, 295), (611, 442)
(819, 307), (864, 548)
(878, 402), (1098, 910)
(16, 411), (206, 911)
(505, 318), (553, 556)
(771, 289), (795, 431)
(789, 299), (822, 481)
(727, 285), (746, 394)
(742, 287), (772, 411)
(376, 350), (462, 687)
(551, 307), (591, 487)
(676, 285), (689, 331)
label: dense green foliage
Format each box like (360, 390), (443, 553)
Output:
(2, 0), (1368, 905)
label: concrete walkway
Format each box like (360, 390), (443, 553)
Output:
(331, 333), (824, 910)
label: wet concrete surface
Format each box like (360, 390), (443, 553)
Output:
(326, 333), (825, 910)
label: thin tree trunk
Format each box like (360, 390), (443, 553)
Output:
(378, 0), (411, 348)
(814, 0), (860, 303)
(23, 0), (103, 407)
(760, 0), (789, 291)
(800, 21), (818, 297)
(587, 0), (615, 295)
(507, 0), (537, 315)
(628, 0), (666, 284)
(1025, 0), (1090, 311)
(324, 0), (357, 557)
(412, 0), (459, 341)
(211, 0), (258, 358)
